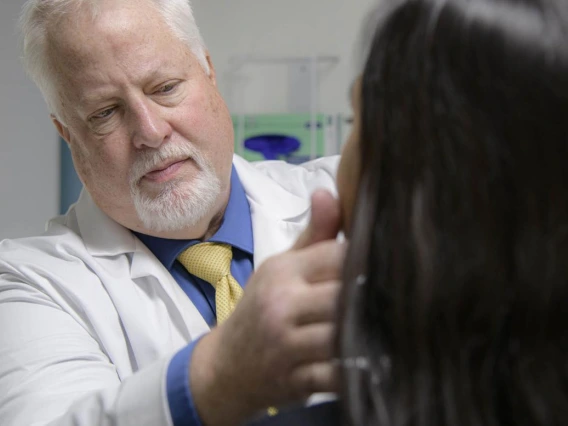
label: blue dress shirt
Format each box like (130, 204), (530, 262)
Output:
(134, 166), (254, 426)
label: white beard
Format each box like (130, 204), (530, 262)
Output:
(129, 143), (221, 233)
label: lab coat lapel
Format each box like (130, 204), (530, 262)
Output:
(75, 189), (137, 256)
(233, 156), (311, 268)
(130, 240), (211, 342)
(248, 203), (308, 268)
(74, 190), (209, 368)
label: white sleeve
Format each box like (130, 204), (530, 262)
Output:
(0, 277), (173, 426)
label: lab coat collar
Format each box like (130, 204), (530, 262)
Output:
(233, 155), (311, 267)
(74, 155), (312, 267)
(232, 155), (311, 221)
(74, 189), (138, 257)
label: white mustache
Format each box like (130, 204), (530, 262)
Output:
(129, 144), (205, 185)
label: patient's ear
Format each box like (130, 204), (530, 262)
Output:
(51, 114), (71, 145)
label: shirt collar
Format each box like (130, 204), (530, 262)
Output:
(134, 165), (254, 269)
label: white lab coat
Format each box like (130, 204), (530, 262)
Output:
(0, 155), (339, 426)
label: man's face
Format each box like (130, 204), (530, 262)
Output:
(50, 0), (234, 238)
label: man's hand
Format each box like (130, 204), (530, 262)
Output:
(190, 189), (345, 426)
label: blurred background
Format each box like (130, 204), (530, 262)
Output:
(0, 0), (377, 240)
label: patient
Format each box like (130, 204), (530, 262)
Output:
(251, 0), (568, 424)
(337, 0), (568, 425)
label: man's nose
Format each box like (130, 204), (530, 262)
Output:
(130, 100), (172, 149)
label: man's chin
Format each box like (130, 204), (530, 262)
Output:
(135, 179), (184, 200)
(136, 206), (205, 234)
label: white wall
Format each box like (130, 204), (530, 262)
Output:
(191, 0), (376, 116)
(0, 0), (375, 241)
(0, 1), (59, 240)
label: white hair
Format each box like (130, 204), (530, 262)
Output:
(19, 0), (209, 123)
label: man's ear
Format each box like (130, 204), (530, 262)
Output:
(205, 51), (217, 87)
(51, 114), (71, 145)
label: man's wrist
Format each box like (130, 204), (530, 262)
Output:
(167, 341), (206, 426)
(190, 327), (255, 426)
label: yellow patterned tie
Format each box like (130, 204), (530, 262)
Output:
(178, 242), (243, 324)
(177, 242), (278, 417)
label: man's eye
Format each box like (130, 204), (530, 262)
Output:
(91, 107), (116, 121)
(157, 82), (178, 94)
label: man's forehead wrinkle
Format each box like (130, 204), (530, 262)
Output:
(45, 0), (186, 75)
(42, 0), (196, 118)
(47, 14), (152, 83)
(45, 10), (97, 72)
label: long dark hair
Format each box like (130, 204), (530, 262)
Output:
(339, 0), (568, 425)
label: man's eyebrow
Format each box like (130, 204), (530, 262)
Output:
(79, 91), (115, 106)
(78, 61), (189, 106)
(146, 58), (191, 82)
(145, 66), (172, 84)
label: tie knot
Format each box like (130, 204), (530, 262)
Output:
(178, 242), (233, 287)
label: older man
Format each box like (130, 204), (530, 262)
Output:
(0, 0), (343, 425)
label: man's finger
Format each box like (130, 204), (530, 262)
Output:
(289, 361), (340, 397)
(293, 189), (341, 250)
(295, 240), (346, 283)
(294, 280), (341, 326)
(288, 322), (336, 363)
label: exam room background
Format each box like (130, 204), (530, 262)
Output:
(0, 0), (377, 240)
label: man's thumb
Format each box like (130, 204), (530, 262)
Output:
(293, 189), (341, 250)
